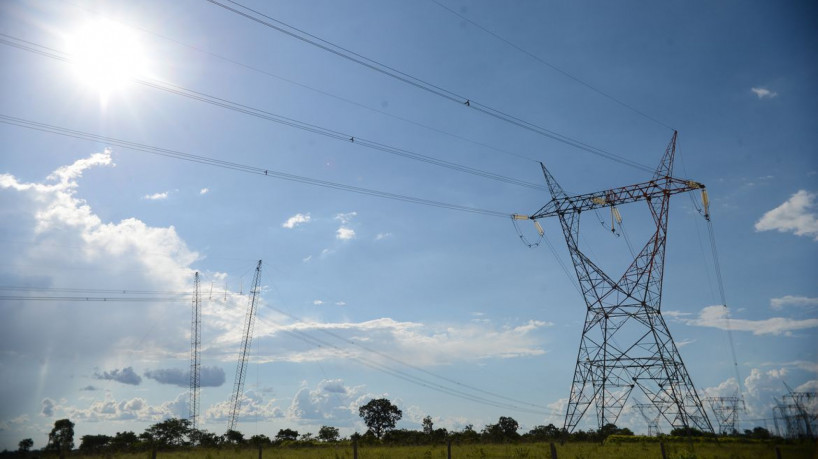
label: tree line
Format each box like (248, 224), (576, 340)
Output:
(3, 397), (779, 456)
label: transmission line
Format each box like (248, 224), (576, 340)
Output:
(429, 0), (675, 132)
(204, 0), (654, 172)
(0, 33), (546, 192)
(0, 114), (510, 218)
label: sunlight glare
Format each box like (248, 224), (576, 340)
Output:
(66, 19), (148, 96)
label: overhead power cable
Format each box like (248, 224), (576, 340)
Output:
(62, 1), (541, 165)
(429, 0), (675, 132)
(0, 114), (510, 218)
(204, 0), (654, 172)
(0, 33), (546, 192)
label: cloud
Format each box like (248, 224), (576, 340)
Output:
(144, 366), (225, 388)
(94, 367), (142, 385)
(679, 305), (818, 335)
(282, 213), (311, 229)
(79, 385), (99, 392)
(335, 212), (357, 240)
(755, 190), (818, 240)
(287, 379), (370, 425)
(336, 227), (355, 240)
(375, 232), (392, 241)
(250, 317), (551, 366)
(771, 295), (818, 310)
(199, 188), (209, 194)
(41, 398), (56, 417)
(143, 191), (168, 200)
(206, 389), (284, 423)
(751, 87), (777, 99)
(62, 393), (188, 422)
(313, 300), (324, 305)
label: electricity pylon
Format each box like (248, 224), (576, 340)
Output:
(227, 260), (262, 431)
(515, 132), (714, 433)
(636, 402), (663, 436)
(189, 272), (201, 430)
(706, 396), (743, 434)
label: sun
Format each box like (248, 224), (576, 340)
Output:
(65, 19), (148, 97)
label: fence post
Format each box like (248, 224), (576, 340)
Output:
(151, 446), (157, 459)
(447, 439), (452, 459)
(775, 446), (782, 459)
(353, 439), (358, 459)
(549, 442), (557, 459)
(258, 444), (263, 459)
(659, 442), (667, 459)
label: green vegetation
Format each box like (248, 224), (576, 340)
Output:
(3, 398), (815, 458)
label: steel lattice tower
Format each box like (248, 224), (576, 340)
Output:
(189, 272), (201, 430)
(706, 396), (743, 435)
(227, 260), (262, 431)
(519, 132), (713, 434)
(636, 402), (663, 436)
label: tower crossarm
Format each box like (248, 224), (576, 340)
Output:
(529, 177), (705, 220)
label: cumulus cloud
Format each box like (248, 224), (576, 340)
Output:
(144, 366), (225, 387)
(61, 392), (188, 422)
(143, 191), (168, 200)
(287, 379), (369, 425)
(678, 305), (818, 335)
(206, 389), (284, 423)
(94, 367), (142, 385)
(375, 232), (392, 241)
(199, 188), (209, 195)
(751, 87), (777, 99)
(755, 190), (818, 240)
(79, 385), (99, 392)
(282, 213), (311, 229)
(770, 295), (818, 310)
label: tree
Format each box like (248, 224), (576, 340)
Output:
(318, 425), (340, 442)
(358, 398), (402, 439)
(275, 428), (298, 442)
(79, 434), (112, 453)
(143, 418), (192, 447)
(248, 434), (272, 446)
(525, 424), (560, 442)
(224, 429), (245, 445)
(110, 431), (139, 451)
(47, 418), (75, 453)
(422, 416), (434, 435)
(17, 438), (33, 453)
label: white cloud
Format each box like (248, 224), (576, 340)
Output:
(336, 227), (356, 240)
(200, 188), (209, 195)
(313, 300), (324, 305)
(206, 389), (284, 423)
(286, 379), (369, 425)
(680, 305), (818, 335)
(751, 87), (777, 99)
(62, 392), (188, 422)
(143, 366), (225, 387)
(335, 301), (346, 307)
(770, 295), (818, 310)
(375, 232), (392, 241)
(755, 190), (818, 240)
(143, 191), (168, 200)
(250, 317), (551, 366)
(335, 212), (357, 240)
(282, 213), (311, 229)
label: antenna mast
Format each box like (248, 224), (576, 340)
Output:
(189, 272), (201, 430)
(227, 260), (262, 431)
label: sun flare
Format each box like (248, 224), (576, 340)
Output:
(66, 19), (148, 96)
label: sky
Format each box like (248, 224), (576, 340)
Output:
(1, 0), (817, 450)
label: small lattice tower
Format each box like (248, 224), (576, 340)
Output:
(189, 272), (201, 430)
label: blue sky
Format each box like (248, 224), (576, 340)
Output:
(1, 0), (816, 450)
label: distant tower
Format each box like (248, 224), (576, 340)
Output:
(227, 260), (262, 431)
(706, 396), (743, 435)
(516, 132), (714, 434)
(636, 402), (663, 436)
(189, 272), (201, 430)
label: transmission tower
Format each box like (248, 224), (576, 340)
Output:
(706, 396), (743, 435)
(636, 402), (663, 436)
(189, 272), (201, 430)
(516, 132), (714, 434)
(227, 260), (262, 431)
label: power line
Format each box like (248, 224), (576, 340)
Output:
(0, 33), (546, 192)
(62, 1), (542, 165)
(0, 114), (510, 218)
(204, 0), (654, 172)
(429, 0), (675, 132)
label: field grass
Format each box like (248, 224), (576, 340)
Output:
(69, 440), (817, 459)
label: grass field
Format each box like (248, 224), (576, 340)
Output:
(69, 440), (817, 459)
